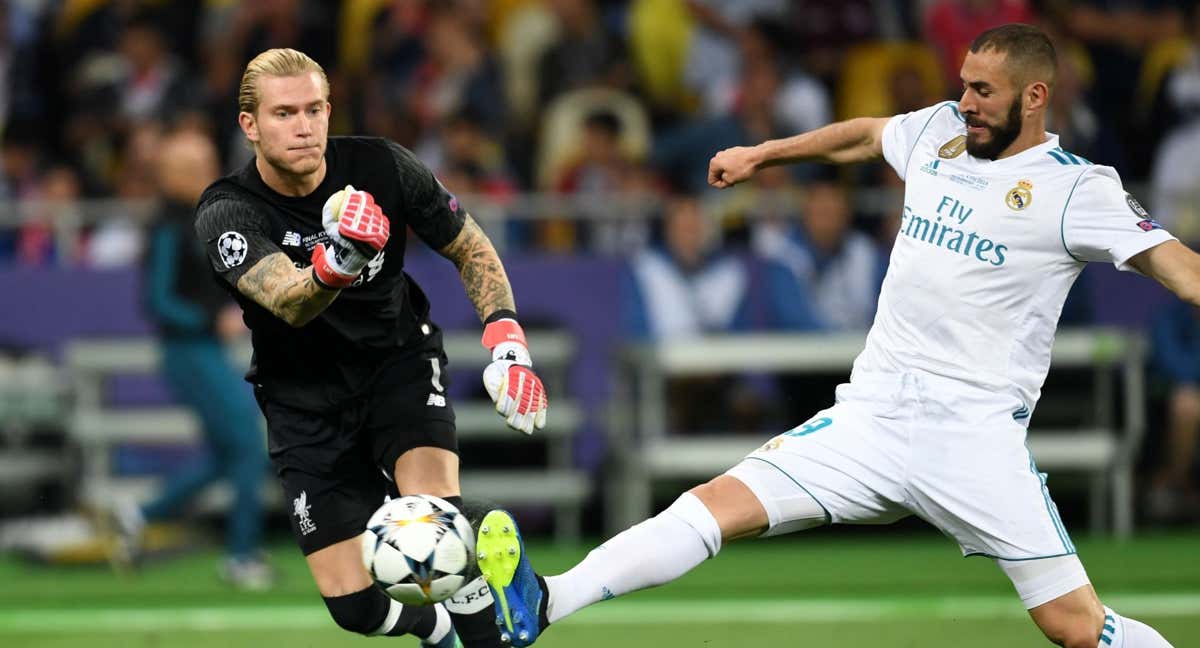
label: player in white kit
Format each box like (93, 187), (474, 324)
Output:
(474, 24), (1189, 647)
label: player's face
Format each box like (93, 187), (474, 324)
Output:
(242, 72), (330, 179)
(958, 51), (1024, 160)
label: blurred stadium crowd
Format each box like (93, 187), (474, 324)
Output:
(4, 1), (1200, 262)
(1, 0), (1200, 530)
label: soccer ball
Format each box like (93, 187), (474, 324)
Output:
(361, 494), (475, 604)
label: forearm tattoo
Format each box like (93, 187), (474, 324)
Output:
(438, 215), (516, 321)
(236, 252), (339, 326)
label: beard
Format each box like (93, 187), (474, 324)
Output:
(965, 97), (1023, 160)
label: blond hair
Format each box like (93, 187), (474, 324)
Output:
(238, 48), (329, 115)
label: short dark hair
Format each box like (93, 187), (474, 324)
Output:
(968, 23), (1057, 90)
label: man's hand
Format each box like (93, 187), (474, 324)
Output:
(708, 146), (762, 189)
(322, 185), (390, 257)
(313, 186), (390, 289)
(481, 317), (548, 435)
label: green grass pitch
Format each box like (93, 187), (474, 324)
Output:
(1, 531), (1197, 647)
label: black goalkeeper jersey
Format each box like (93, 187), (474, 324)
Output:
(194, 136), (466, 411)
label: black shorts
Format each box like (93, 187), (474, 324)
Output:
(255, 323), (458, 555)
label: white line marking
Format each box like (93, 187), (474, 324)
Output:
(1, 594), (1198, 633)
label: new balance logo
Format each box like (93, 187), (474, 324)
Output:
(282, 231), (302, 247)
(426, 393), (446, 407)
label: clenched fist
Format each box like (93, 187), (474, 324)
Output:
(708, 146), (763, 189)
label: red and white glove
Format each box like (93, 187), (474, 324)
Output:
(481, 317), (548, 435)
(312, 185), (390, 289)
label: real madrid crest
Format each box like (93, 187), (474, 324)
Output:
(938, 135), (967, 159)
(1006, 180), (1033, 211)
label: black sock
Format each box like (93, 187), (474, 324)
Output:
(322, 585), (437, 637)
(536, 574), (551, 631)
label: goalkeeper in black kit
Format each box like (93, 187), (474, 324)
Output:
(194, 48), (548, 648)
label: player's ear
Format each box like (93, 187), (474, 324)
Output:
(238, 111), (259, 143)
(1026, 81), (1050, 112)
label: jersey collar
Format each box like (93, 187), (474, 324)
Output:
(964, 132), (1059, 171)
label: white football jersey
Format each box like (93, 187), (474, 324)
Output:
(854, 101), (1175, 414)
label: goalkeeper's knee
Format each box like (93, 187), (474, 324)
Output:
(323, 586), (393, 635)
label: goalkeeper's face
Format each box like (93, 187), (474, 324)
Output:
(242, 72), (330, 179)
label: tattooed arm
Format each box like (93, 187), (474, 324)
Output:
(437, 214), (516, 321)
(235, 253), (340, 327)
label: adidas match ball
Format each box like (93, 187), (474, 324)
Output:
(361, 494), (475, 604)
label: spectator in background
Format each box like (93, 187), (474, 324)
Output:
(1151, 119), (1200, 242)
(110, 129), (271, 590)
(0, 125), (42, 201)
(1149, 5), (1200, 242)
(553, 109), (654, 252)
(420, 110), (518, 194)
(714, 163), (804, 248)
(225, 0), (336, 71)
(654, 45), (793, 193)
(114, 14), (189, 125)
(408, 4), (507, 137)
(369, 0), (430, 91)
(1063, 0), (1186, 177)
(538, 0), (630, 105)
(1046, 40), (1124, 169)
(622, 193), (749, 339)
(622, 194), (759, 433)
(924, 0), (1035, 91)
(683, 0), (789, 117)
(1150, 3), (1200, 132)
(85, 121), (162, 267)
(759, 180), (884, 332)
(745, 18), (832, 137)
(785, 0), (880, 85)
(1148, 299), (1200, 523)
(11, 165), (82, 268)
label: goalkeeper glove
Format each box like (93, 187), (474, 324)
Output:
(481, 314), (548, 435)
(312, 185), (390, 289)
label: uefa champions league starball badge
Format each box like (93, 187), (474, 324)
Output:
(218, 231), (249, 268)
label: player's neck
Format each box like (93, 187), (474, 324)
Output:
(256, 155), (327, 197)
(994, 124), (1050, 161)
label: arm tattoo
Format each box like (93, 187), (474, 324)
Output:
(437, 215), (516, 321)
(236, 252), (340, 326)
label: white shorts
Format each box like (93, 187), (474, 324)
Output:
(726, 371), (1077, 561)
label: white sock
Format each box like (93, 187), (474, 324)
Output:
(544, 492), (721, 624)
(424, 604), (453, 644)
(1101, 606), (1174, 647)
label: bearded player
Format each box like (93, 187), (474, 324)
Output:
(475, 25), (1183, 648)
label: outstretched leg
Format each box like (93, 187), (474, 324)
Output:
(476, 473), (782, 646)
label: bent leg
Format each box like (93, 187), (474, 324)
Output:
(392, 446), (461, 498)
(1029, 584), (1107, 648)
(394, 446), (505, 648)
(1002, 556), (1175, 647)
(308, 537), (449, 640)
